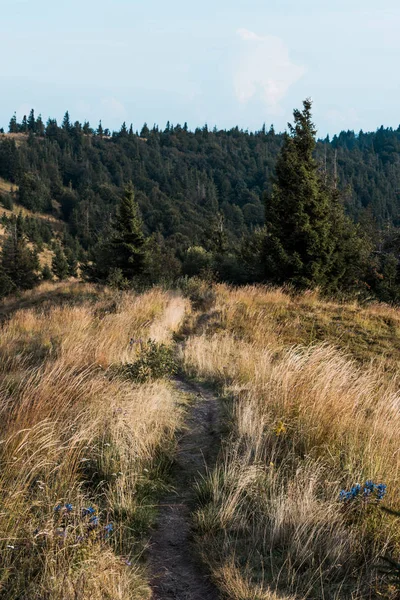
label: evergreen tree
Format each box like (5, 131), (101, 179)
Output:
(8, 113), (18, 134)
(263, 99), (333, 288)
(36, 114), (45, 136)
(82, 120), (92, 135)
(52, 242), (69, 280)
(41, 263), (53, 281)
(62, 111), (71, 132)
(1, 214), (39, 290)
(21, 115), (28, 133)
(108, 184), (146, 279)
(28, 109), (36, 133)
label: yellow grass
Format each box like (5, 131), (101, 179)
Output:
(182, 284), (400, 599)
(0, 282), (189, 599)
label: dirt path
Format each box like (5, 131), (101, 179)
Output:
(149, 378), (221, 600)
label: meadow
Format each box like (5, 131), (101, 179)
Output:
(0, 282), (188, 599)
(1, 280), (400, 599)
(181, 284), (400, 599)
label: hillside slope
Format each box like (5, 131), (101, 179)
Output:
(1, 281), (400, 599)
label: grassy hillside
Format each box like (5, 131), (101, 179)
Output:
(181, 284), (400, 599)
(1, 281), (400, 599)
(0, 282), (189, 599)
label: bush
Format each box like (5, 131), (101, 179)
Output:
(182, 246), (212, 277)
(123, 339), (177, 383)
(177, 276), (216, 311)
(0, 193), (13, 210)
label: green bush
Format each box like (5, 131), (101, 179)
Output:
(123, 339), (177, 383)
(177, 276), (216, 311)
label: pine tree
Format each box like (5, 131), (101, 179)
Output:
(263, 99), (333, 288)
(62, 111), (71, 132)
(36, 114), (45, 136)
(41, 263), (53, 281)
(28, 109), (36, 133)
(109, 184), (146, 280)
(8, 113), (18, 134)
(1, 214), (39, 291)
(52, 242), (69, 280)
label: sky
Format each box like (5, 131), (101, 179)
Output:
(1, 0), (399, 136)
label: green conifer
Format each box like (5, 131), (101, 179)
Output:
(264, 99), (333, 288)
(1, 214), (39, 290)
(52, 242), (69, 280)
(109, 184), (146, 280)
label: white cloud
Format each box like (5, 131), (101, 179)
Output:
(100, 97), (127, 120)
(325, 107), (360, 127)
(234, 29), (305, 115)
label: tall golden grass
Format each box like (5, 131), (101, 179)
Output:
(0, 282), (189, 599)
(182, 284), (400, 599)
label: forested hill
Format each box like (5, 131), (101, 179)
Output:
(2, 112), (400, 256)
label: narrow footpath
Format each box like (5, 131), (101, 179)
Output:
(149, 377), (221, 600)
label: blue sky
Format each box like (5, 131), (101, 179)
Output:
(1, 0), (399, 136)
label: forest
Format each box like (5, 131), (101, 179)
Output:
(1, 103), (400, 300)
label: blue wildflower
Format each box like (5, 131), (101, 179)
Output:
(89, 516), (99, 527)
(82, 506), (96, 517)
(350, 484), (361, 498)
(104, 523), (113, 533)
(65, 503), (73, 513)
(54, 504), (62, 512)
(376, 483), (387, 500)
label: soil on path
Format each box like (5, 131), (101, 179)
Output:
(149, 377), (221, 600)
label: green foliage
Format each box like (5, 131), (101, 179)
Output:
(108, 184), (146, 280)
(1, 214), (39, 291)
(51, 242), (69, 280)
(264, 100), (365, 293)
(142, 232), (181, 285)
(41, 263), (53, 281)
(122, 340), (177, 383)
(0, 193), (13, 210)
(182, 246), (212, 277)
(178, 276), (216, 311)
(264, 99), (333, 289)
(3, 106), (400, 300)
(18, 172), (51, 212)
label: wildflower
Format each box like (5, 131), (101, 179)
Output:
(376, 483), (387, 500)
(7, 545), (15, 549)
(104, 523), (113, 533)
(125, 559), (132, 566)
(82, 506), (96, 517)
(54, 504), (62, 512)
(89, 516), (99, 527)
(339, 480), (387, 503)
(65, 503), (73, 513)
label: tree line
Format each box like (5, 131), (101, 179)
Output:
(1, 102), (400, 301)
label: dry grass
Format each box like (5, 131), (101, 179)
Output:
(182, 284), (400, 599)
(0, 282), (189, 599)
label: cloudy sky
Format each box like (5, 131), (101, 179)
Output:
(1, 0), (399, 136)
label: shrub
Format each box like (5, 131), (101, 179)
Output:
(177, 276), (216, 311)
(123, 339), (177, 382)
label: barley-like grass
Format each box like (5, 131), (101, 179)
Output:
(0, 282), (189, 599)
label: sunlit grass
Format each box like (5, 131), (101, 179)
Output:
(0, 282), (189, 599)
(182, 284), (400, 599)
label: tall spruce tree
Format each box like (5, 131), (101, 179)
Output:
(52, 242), (69, 280)
(263, 99), (333, 288)
(1, 214), (39, 291)
(109, 184), (146, 280)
